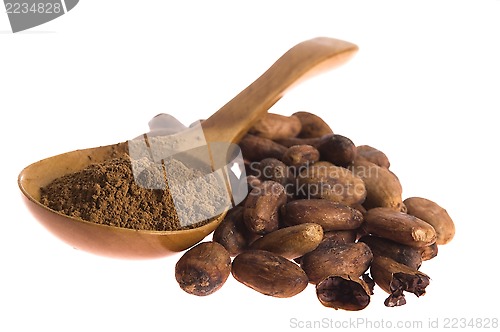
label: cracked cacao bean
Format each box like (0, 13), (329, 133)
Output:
(316, 275), (372, 311)
(370, 256), (430, 307)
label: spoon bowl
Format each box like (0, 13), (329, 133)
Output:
(18, 37), (358, 259)
(18, 142), (228, 258)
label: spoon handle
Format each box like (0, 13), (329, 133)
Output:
(201, 37), (358, 144)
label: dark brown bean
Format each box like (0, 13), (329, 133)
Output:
(404, 197), (455, 245)
(250, 223), (323, 259)
(282, 145), (320, 168)
(316, 275), (371, 311)
(322, 230), (357, 245)
(363, 207), (437, 248)
(349, 158), (404, 211)
(293, 111), (334, 138)
(232, 250), (308, 298)
(301, 242), (373, 284)
(246, 175), (262, 191)
(213, 207), (250, 256)
(274, 136), (322, 148)
(420, 242), (439, 261)
(249, 113), (302, 140)
(175, 242), (231, 296)
(243, 181), (287, 234)
(282, 199), (364, 231)
(256, 158), (294, 188)
(370, 256), (430, 307)
(317, 134), (357, 167)
(356, 145), (390, 168)
(297, 164), (366, 206)
(359, 235), (422, 270)
(239, 134), (288, 162)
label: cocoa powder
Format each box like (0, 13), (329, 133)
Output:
(40, 154), (228, 231)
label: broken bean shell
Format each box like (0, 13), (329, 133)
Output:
(316, 275), (372, 311)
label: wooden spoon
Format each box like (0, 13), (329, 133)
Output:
(18, 37), (358, 259)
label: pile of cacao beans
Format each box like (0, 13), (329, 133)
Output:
(175, 111), (455, 310)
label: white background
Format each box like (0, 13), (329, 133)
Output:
(2, 1), (500, 331)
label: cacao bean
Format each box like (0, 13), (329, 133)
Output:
(297, 164), (366, 206)
(370, 256), (430, 307)
(322, 230), (357, 245)
(359, 235), (422, 270)
(282, 144), (320, 168)
(274, 136), (322, 148)
(404, 197), (455, 245)
(175, 242), (231, 296)
(256, 158), (294, 188)
(420, 242), (439, 261)
(239, 134), (287, 162)
(301, 242), (373, 284)
(282, 199), (364, 231)
(316, 275), (372, 311)
(213, 207), (251, 256)
(317, 134), (357, 167)
(232, 250), (308, 298)
(363, 207), (437, 248)
(243, 181), (287, 234)
(249, 113), (302, 140)
(293, 111), (334, 138)
(356, 145), (390, 168)
(250, 223), (323, 259)
(349, 158), (403, 210)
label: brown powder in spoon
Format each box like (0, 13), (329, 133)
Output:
(40, 155), (230, 231)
